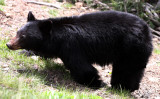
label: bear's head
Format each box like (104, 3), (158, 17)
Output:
(6, 11), (53, 51)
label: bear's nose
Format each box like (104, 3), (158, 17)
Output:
(6, 43), (12, 49)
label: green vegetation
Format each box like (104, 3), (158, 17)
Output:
(154, 44), (160, 54)
(0, 39), (104, 99)
(0, 5), (4, 11)
(106, 88), (133, 99)
(106, 0), (143, 16)
(48, 9), (59, 17)
(62, 3), (73, 9)
(41, 6), (47, 10)
(84, 0), (92, 5)
(0, 40), (43, 70)
(154, 48), (160, 54)
(0, 39), (134, 99)
(43, 0), (51, 3)
(0, 0), (5, 6)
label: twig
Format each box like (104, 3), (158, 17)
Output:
(0, 10), (6, 16)
(124, 0), (128, 12)
(150, 18), (160, 27)
(23, 0), (61, 9)
(93, 0), (111, 10)
(150, 27), (160, 37)
(155, 0), (160, 9)
(144, 3), (159, 19)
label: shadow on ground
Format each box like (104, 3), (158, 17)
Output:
(17, 59), (87, 91)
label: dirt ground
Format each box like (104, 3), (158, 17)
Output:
(0, 0), (160, 98)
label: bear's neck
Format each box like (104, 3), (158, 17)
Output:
(49, 16), (78, 25)
(33, 16), (79, 58)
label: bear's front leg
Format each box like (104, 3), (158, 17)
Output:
(62, 56), (103, 89)
(70, 64), (102, 88)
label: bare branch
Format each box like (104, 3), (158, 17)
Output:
(150, 27), (160, 37)
(0, 10), (5, 16)
(150, 18), (160, 27)
(23, 0), (61, 9)
(124, 0), (128, 12)
(144, 3), (159, 19)
(93, 0), (111, 10)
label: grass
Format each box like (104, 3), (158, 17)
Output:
(48, 9), (59, 17)
(0, 39), (133, 99)
(61, 3), (73, 9)
(43, 0), (51, 3)
(0, 0), (5, 6)
(153, 44), (160, 66)
(153, 43), (160, 55)
(106, 87), (133, 99)
(154, 48), (160, 54)
(0, 5), (4, 11)
(154, 49), (160, 54)
(0, 39), (104, 99)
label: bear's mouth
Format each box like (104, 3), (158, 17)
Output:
(6, 37), (22, 50)
(6, 43), (21, 50)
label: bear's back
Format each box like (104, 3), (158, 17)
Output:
(50, 11), (152, 65)
(78, 11), (141, 24)
(72, 11), (152, 65)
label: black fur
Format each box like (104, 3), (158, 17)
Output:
(8, 11), (153, 91)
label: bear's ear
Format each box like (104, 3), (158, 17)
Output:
(27, 11), (36, 22)
(39, 20), (53, 36)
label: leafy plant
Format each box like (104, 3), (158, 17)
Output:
(0, 39), (103, 99)
(154, 48), (160, 54)
(62, 3), (73, 9)
(43, 0), (51, 3)
(0, 0), (5, 5)
(48, 9), (59, 17)
(0, 5), (4, 11)
(83, 0), (92, 5)
(106, 87), (133, 99)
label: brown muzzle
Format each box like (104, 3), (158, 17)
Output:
(6, 36), (21, 50)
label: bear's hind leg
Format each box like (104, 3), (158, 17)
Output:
(111, 63), (145, 92)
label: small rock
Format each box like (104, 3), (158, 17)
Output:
(1, 64), (9, 68)
(75, 2), (83, 8)
(148, 77), (159, 82)
(2, 67), (9, 71)
(31, 56), (39, 60)
(155, 97), (160, 99)
(33, 65), (39, 70)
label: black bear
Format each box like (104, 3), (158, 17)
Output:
(6, 11), (153, 91)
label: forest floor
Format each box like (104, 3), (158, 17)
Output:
(0, 0), (160, 98)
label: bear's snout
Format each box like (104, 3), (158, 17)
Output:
(6, 37), (21, 50)
(6, 43), (12, 49)
(6, 43), (21, 50)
